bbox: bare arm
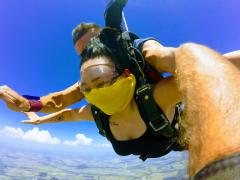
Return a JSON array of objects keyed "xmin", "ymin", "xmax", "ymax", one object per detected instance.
[
  {"xmin": 22, "ymin": 104, "xmax": 94, "ymax": 125},
  {"xmin": 175, "ymin": 43, "xmax": 240, "ymax": 176},
  {"xmin": 142, "ymin": 40, "xmax": 240, "ymax": 74},
  {"xmin": 0, "ymin": 82, "xmax": 84, "ymax": 113},
  {"xmin": 40, "ymin": 82, "xmax": 84, "ymax": 113},
  {"xmin": 142, "ymin": 40, "xmax": 176, "ymax": 74},
  {"xmin": 223, "ymin": 50, "xmax": 240, "ymax": 68},
  {"xmin": 0, "ymin": 85, "xmax": 30, "ymax": 112}
]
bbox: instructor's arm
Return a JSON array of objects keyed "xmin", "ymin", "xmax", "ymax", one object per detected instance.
[
  {"xmin": 40, "ymin": 82, "xmax": 84, "ymax": 113},
  {"xmin": 0, "ymin": 83, "xmax": 84, "ymax": 113}
]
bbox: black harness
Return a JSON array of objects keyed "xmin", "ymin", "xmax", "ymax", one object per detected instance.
[{"xmin": 91, "ymin": 29, "xmax": 182, "ymax": 160}]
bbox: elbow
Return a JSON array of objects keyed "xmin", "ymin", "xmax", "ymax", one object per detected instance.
[
  {"xmin": 59, "ymin": 108, "xmax": 75, "ymax": 122},
  {"xmin": 40, "ymin": 95, "xmax": 66, "ymax": 113}
]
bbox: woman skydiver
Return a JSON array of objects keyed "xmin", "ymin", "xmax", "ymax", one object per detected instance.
[{"xmin": 22, "ymin": 29, "xmax": 188, "ymax": 161}]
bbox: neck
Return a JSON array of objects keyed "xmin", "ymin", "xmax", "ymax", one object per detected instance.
[{"xmin": 112, "ymin": 99, "xmax": 134, "ymax": 118}]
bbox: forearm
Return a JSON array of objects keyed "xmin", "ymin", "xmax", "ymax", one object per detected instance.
[
  {"xmin": 40, "ymin": 92, "xmax": 83, "ymax": 113},
  {"xmin": 22, "ymin": 104, "xmax": 93, "ymax": 125},
  {"xmin": 38, "ymin": 108, "xmax": 79, "ymax": 124},
  {"xmin": 175, "ymin": 43, "xmax": 240, "ymax": 176},
  {"xmin": 39, "ymin": 83, "xmax": 84, "ymax": 113},
  {"xmin": 223, "ymin": 50, "xmax": 240, "ymax": 68}
]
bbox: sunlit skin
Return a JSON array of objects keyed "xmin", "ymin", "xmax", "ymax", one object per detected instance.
[
  {"xmin": 74, "ymin": 31, "xmax": 97, "ymax": 55},
  {"xmin": 20, "ymin": 42, "xmax": 240, "ymax": 178},
  {"xmin": 223, "ymin": 50, "xmax": 240, "ymax": 68},
  {"xmin": 175, "ymin": 43, "xmax": 240, "ymax": 176},
  {"xmin": 1, "ymin": 29, "xmax": 240, "ymax": 177},
  {"xmin": 0, "ymin": 31, "xmax": 96, "ymax": 113}
]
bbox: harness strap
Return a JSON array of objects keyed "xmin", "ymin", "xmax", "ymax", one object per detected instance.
[
  {"xmin": 90, "ymin": 30, "xmax": 181, "ymax": 160},
  {"xmin": 135, "ymin": 84, "xmax": 176, "ymax": 138},
  {"xmin": 91, "ymin": 105, "xmax": 110, "ymax": 140}
]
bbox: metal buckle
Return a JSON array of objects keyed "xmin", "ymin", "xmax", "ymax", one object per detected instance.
[
  {"xmin": 149, "ymin": 114, "xmax": 169, "ymax": 132},
  {"xmin": 136, "ymin": 84, "xmax": 151, "ymax": 95}
]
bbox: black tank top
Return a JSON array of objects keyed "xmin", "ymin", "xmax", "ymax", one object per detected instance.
[{"xmin": 105, "ymin": 120, "xmax": 173, "ymax": 157}]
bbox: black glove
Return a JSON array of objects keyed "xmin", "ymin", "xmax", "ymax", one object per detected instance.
[{"xmin": 104, "ymin": 0, "xmax": 128, "ymax": 31}]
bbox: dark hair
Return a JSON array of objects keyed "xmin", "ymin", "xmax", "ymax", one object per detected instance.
[
  {"xmin": 80, "ymin": 28, "xmax": 123, "ymax": 73},
  {"xmin": 72, "ymin": 23, "xmax": 102, "ymax": 45}
]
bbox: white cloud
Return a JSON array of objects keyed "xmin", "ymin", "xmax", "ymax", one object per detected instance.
[
  {"xmin": 0, "ymin": 126, "xmax": 94, "ymax": 147},
  {"xmin": 1, "ymin": 126, "xmax": 25, "ymax": 139},
  {"xmin": 63, "ymin": 133, "xmax": 93, "ymax": 146},
  {"xmin": 0, "ymin": 126, "xmax": 60, "ymax": 145},
  {"xmin": 98, "ymin": 143, "xmax": 111, "ymax": 147}
]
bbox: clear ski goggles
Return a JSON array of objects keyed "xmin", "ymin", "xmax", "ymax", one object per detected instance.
[{"xmin": 79, "ymin": 64, "xmax": 120, "ymax": 93}]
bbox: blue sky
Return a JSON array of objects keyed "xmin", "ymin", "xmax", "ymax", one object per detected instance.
[{"xmin": 0, "ymin": 0, "xmax": 239, "ymax": 153}]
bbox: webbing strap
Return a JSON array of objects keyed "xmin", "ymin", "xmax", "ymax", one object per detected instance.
[
  {"xmin": 90, "ymin": 105, "xmax": 110, "ymax": 139},
  {"xmin": 135, "ymin": 84, "xmax": 176, "ymax": 138}
]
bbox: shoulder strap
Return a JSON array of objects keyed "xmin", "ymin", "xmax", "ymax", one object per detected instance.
[
  {"xmin": 135, "ymin": 84, "xmax": 177, "ymax": 138},
  {"xmin": 133, "ymin": 38, "xmax": 165, "ymax": 83},
  {"xmin": 90, "ymin": 105, "xmax": 110, "ymax": 140}
]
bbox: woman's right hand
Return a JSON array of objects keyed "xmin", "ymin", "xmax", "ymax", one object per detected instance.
[{"xmin": 0, "ymin": 85, "xmax": 30, "ymax": 112}]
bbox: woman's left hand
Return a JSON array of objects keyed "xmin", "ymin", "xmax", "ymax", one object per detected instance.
[{"xmin": 21, "ymin": 112, "xmax": 42, "ymax": 125}]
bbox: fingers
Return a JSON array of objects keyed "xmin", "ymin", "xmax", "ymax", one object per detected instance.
[
  {"xmin": 0, "ymin": 85, "xmax": 19, "ymax": 104},
  {"xmin": 2, "ymin": 91, "xmax": 17, "ymax": 104},
  {"xmin": 21, "ymin": 119, "xmax": 41, "ymax": 125},
  {"xmin": 0, "ymin": 85, "xmax": 30, "ymax": 112},
  {"xmin": 21, "ymin": 109, "xmax": 41, "ymax": 125}
]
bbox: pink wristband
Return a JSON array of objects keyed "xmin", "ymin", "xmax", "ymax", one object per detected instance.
[{"xmin": 28, "ymin": 100, "xmax": 43, "ymax": 112}]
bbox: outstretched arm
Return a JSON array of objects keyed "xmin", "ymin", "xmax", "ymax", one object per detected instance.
[
  {"xmin": 0, "ymin": 82, "xmax": 84, "ymax": 113},
  {"xmin": 39, "ymin": 82, "xmax": 84, "ymax": 113},
  {"xmin": 22, "ymin": 104, "xmax": 94, "ymax": 125}
]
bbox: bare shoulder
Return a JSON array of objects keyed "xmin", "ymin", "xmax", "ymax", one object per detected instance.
[
  {"xmin": 72, "ymin": 104, "xmax": 94, "ymax": 121},
  {"xmin": 153, "ymin": 76, "xmax": 182, "ymax": 112}
]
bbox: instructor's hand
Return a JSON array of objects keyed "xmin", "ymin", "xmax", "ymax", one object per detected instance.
[
  {"xmin": 118, "ymin": 0, "xmax": 128, "ymax": 6},
  {"xmin": 0, "ymin": 85, "xmax": 30, "ymax": 112},
  {"xmin": 21, "ymin": 112, "xmax": 42, "ymax": 125}
]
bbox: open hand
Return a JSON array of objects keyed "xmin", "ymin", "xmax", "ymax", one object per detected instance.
[
  {"xmin": 21, "ymin": 112, "xmax": 42, "ymax": 125},
  {"xmin": 0, "ymin": 85, "xmax": 30, "ymax": 112}
]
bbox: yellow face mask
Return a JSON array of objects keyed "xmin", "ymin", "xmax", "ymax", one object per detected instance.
[{"xmin": 83, "ymin": 74, "xmax": 136, "ymax": 115}]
